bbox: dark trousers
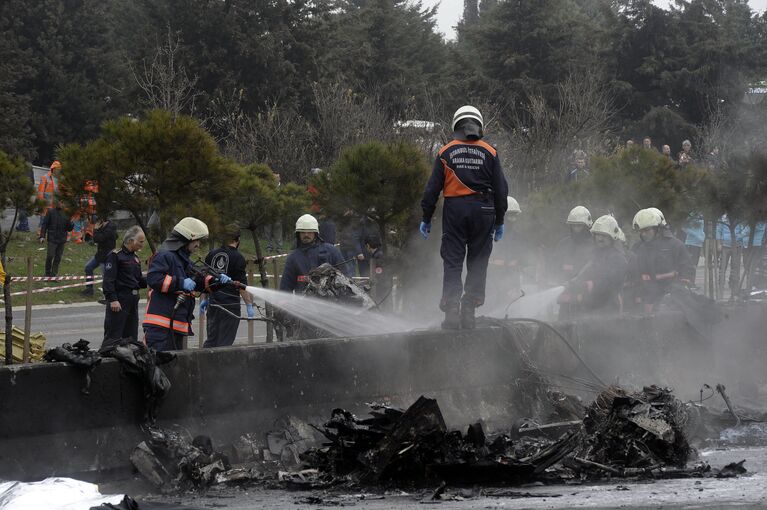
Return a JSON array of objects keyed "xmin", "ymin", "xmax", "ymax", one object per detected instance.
[
  {"xmin": 440, "ymin": 196, "xmax": 495, "ymax": 309},
  {"xmin": 45, "ymin": 241, "xmax": 66, "ymax": 276},
  {"xmin": 204, "ymin": 305, "xmax": 240, "ymax": 348},
  {"xmin": 16, "ymin": 209, "xmax": 29, "ymax": 231},
  {"xmin": 104, "ymin": 292, "xmax": 139, "ymax": 341},
  {"xmin": 144, "ymin": 325, "xmax": 185, "ymax": 352}
]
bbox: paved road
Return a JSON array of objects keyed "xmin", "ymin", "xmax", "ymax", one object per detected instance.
[
  {"xmin": 18, "ymin": 300, "xmax": 271, "ymax": 349},
  {"xmin": 129, "ymin": 446, "xmax": 767, "ymax": 509}
]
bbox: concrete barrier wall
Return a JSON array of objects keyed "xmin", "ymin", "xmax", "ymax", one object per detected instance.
[
  {"xmin": 1, "ymin": 307, "xmax": 745, "ymax": 482},
  {"xmin": 0, "ymin": 328, "xmax": 531, "ymax": 481}
]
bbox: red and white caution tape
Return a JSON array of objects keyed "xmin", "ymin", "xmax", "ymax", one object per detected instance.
[
  {"xmin": 4, "ymin": 279, "xmax": 103, "ymax": 297},
  {"xmin": 10, "ymin": 275, "xmax": 96, "ymax": 282}
]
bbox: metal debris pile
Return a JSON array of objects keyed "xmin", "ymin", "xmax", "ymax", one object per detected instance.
[
  {"xmin": 303, "ymin": 263, "xmax": 375, "ymax": 310},
  {"xmin": 573, "ymin": 385, "xmax": 693, "ymax": 472},
  {"xmin": 42, "ymin": 339, "xmax": 101, "ymax": 393},
  {"xmin": 299, "ymin": 390, "xmax": 746, "ymax": 487}
]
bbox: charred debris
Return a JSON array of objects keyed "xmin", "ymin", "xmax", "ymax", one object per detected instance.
[{"xmin": 131, "ymin": 388, "xmax": 757, "ymax": 494}]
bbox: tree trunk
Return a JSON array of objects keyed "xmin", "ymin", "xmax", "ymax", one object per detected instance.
[
  {"xmin": 728, "ymin": 222, "xmax": 741, "ymax": 300},
  {"xmin": 3, "ymin": 254, "xmax": 12, "ymax": 365},
  {"xmin": 0, "ymin": 208, "xmax": 19, "ymax": 254}
]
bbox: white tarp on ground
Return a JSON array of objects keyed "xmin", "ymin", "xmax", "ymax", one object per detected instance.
[{"xmin": 0, "ymin": 477, "xmax": 124, "ymax": 510}]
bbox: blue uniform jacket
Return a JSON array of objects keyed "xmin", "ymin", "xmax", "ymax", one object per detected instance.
[
  {"xmin": 279, "ymin": 241, "xmax": 348, "ymax": 293},
  {"xmin": 144, "ymin": 248, "xmax": 210, "ymax": 334},
  {"xmin": 421, "ymin": 138, "xmax": 508, "ymax": 226}
]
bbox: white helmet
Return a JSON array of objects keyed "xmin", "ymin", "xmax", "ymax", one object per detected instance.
[
  {"xmin": 173, "ymin": 217, "xmax": 209, "ymax": 241},
  {"xmin": 590, "ymin": 215, "xmax": 621, "ymax": 240},
  {"xmin": 647, "ymin": 207, "xmax": 667, "ymax": 227},
  {"xmin": 451, "ymin": 105, "xmax": 483, "ymax": 131},
  {"xmin": 566, "ymin": 206, "xmax": 593, "ymax": 227},
  {"xmin": 507, "ymin": 196, "xmax": 521, "ymax": 214},
  {"xmin": 633, "ymin": 209, "xmax": 663, "ymax": 230},
  {"xmin": 295, "ymin": 214, "xmax": 319, "ymax": 233}
]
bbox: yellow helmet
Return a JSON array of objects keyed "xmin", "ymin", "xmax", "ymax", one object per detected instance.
[
  {"xmin": 590, "ymin": 215, "xmax": 621, "ymax": 240},
  {"xmin": 566, "ymin": 206, "xmax": 593, "ymax": 227},
  {"xmin": 632, "ymin": 209, "xmax": 662, "ymax": 230}
]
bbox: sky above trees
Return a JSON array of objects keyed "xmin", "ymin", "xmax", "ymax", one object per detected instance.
[{"xmin": 428, "ymin": 0, "xmax": 767, "ymax": 39}]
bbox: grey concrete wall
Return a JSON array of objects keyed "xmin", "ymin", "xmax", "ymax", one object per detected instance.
[{"xmin": 0, "ymin": 328, "xmax": 531, "ymax": 481}]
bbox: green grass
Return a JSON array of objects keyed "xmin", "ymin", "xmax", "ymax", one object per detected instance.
[{"xmin": 3, "ymin": 230, "xmax": 290, "ymax": 306}]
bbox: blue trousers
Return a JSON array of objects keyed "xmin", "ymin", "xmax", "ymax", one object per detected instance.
[
  {"xmin": 440, "ymin": 195, "xmax": 496, "ymax": 309},
  {"xmin": 84, "ymin": 256, "xmax": 103, "ymax": 291}
]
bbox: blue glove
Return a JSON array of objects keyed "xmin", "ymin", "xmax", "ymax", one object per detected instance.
[
  {"xmin": 182, "ymin": 277, "xmax": 196, "ymax": 292},
  {"xmin": 218, "ymin": 273, "xmax": 232, "ymax": 285},
  {"xmin": 419, "ymin": 221, "xmax": 431, "ymax": 240},
  {"xmin": 199, "ymin": 299, "xmax": 208, "ymax": 314},
  {"xmin": 246, "ymin": 303, "xmax": 255, "ymax": 318},
  {"xmin": 494, "ymin": 224, "xmax": 505, "ymax": 242}
]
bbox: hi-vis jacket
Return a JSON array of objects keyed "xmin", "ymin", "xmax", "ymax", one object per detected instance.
[
  {"xmin": 37, "ymin": 170, "xmax": 59, "ymax": 215},
  {"xmin": 421, "ymin": 139, "xmax": 508, "ymax": 226},
  {"xmin": 143, "ymin": 249, "xmax": 211, "ymax": 335}
]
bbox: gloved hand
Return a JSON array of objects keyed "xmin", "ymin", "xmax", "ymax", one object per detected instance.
[
  {"xmin": 217, "ymin": 273, "xmax": 232, "ymax": 285},
  {"xmin": 419, "ymin": 221, "xmax": 431, "ymax": 240},
  {"xmin": 493, "ymin": 224, "xmax": 505, "ymax": 242},
  {"xmin": 182, "ymin": 277, "xmax": 196, "ymax": 292},
  {"xmin": 246, "ymin": 303, "xmax": 255, "ymax": 318},
  {"xmin": 199, "ymin": 299, "xmax": 208, "ymax": 314}
]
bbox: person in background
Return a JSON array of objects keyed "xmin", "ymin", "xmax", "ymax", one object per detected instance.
[
  {"xmin": 642, "ymin": 137, "xmax": 653, "ymax": 150},
  {"xmin": 632, "ymin": 208, "xmax": 693, "ymax": 313},
  {"xmin": 39, "ymin": 204, "xmax": 73, "ymax": 277},
  {"xmin": 565, "ymin": 150, "xmax": 590, "ymax": 182},
  {"xmin": 551, "ymin": 206, "xmax": 594, "ymax": 285},
  {"xmin": 419, "ymin": 105, "xmax": 508, "ymax": 330},
  {"xmin": 662, "ymin": 145, "xmax": 674, "ymax": 162},
  {"xmin": 558, "ymin": 215, "xmax": 627, "ymax": 317},
  {"xmin": 37, "ymin": 161, "xmax": 62, "ymax": 233},
  {"xmin": 102, "ymin": 226, "xmax": 147, "ymax": 342},
  {"xmin": 678, "ymin": 140, "xmax": 694, "ymax": 168},
  {"xmin": 280, "ymin": 214, "xmax": 347, "ymax": 293},
  {"xmin": 199, "ymin": 223, "xmax": 254, "ymax": 348},
  {"xmin": 82, "ymin": 217, "xmax": 118, "ymax": 296}
]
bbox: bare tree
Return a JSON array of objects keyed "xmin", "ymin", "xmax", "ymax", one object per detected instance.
[
  {"xmin": 223, "ymin": 103, "xmax": 318, "ymax": 183},
  {"xmin": 131, "ymin": 26, "xmax": 200, "ymax": 118},
  {"xmin": 505, "ymin": 70, "xmax": 617, "ymax": 193},
  {"xmin": 312, "ymin": 82, "xmax": 394, "ymax": 168}
]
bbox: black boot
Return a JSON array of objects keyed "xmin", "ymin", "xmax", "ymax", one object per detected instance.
[
  {"xmin": 81, "ymin": 287, "xmax": 94, "ymax": 296},
  {"xmin": 460, "ymin": 301, "xmax": 476, "ymax": 330},
  {"xmin": 441, "ymin": 302, "xmax": 460, "ymax": 330}
]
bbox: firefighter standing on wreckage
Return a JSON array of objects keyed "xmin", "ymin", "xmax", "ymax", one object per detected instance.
[
  {"xmin": 631, "ymin": 208, "xmax": 694, "ymax": 313},
  {"xmin": 419, "ymin": 105, "xmax": 508, "ymax": 330},
  {"xmin": 143, "ymin": 217, "xmax": 232, "ymax": 351}
]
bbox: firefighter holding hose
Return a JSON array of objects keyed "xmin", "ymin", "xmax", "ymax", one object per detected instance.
[{"xmin": 143, "ymin": 217, "xmax": 232, "ymax": 351}]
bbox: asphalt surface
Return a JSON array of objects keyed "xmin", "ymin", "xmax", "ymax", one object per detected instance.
[
  {"xmin": 20, "ymin": 300, "xmax": 270, "ymax": 349},
  {"xmin": 129, "ymin": 447, "xmax": 767, "ymax": 509}
]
